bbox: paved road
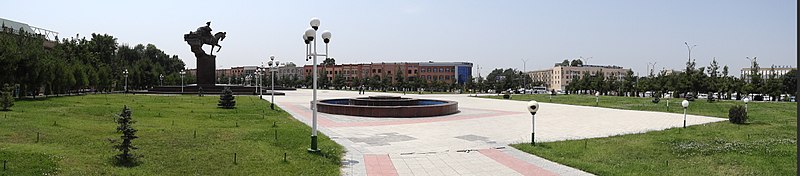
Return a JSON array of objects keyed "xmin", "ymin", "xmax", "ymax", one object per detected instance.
[{"xmin": 267, "ymin": 89, "xmax": 725, "ymax": 176}]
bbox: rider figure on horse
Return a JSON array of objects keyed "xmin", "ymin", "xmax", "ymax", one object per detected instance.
[{"xmin": 196, "ymin": 21, "xmax": 213, "ymax": 42}]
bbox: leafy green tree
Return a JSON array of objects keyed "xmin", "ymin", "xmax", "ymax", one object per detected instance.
[
  {"xmin": 763, "ymin": 66, "xmax": 783, "ymax": 101},
  {"xmin": 621, "ymin": 70, "xmax": 636, "ymax": 96},
  {"xmin": 782, "ymin": 69, "xmax": 797, "ymax": 98},
  {"xmin": 746, "ymin": 57, "xmax": 763, "ymax": 94},
  {"xmin": 332, "ymin": 74, "xmax": 345, "ymax": 90},
  {"xmin": 1, "ymin": 84, "xmax": 14, "ymax": 111},
  {"xmin": 394, "ymin": 68, "xmax": 405, "ymax": 91}
]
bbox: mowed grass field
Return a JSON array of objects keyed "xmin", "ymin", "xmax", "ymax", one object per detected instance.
[
  {"xmin": 485, "ymin": 94, "xmax": 796, "ymax": 175},
  {"xmin": 0, "ymin": 94, "xmax": 343, "ymax": 175}
]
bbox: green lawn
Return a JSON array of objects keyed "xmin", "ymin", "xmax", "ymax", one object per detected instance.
[
  {"xmin": 485, "ymin": 94, "xmax": 797, "ymax": 175},
  {"xmin": 0, "ymin": 94, "xmax": 343, "ymax": 175}
]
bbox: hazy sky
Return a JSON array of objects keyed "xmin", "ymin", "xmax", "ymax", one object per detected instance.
[{"xmin": 2, "ymin": 0, "xmax": 796, "ymax": 77}]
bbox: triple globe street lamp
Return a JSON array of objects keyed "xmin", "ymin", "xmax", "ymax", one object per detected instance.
[
  {"xmin": 268, "ymin": 55, "xmax": 283, "ymax": 110},
  {"xmin": 123, "ymin": 69, "xmax": 129, "ymax": 93},
  {"xmin": 303, "ymin": 17, "xmax": 332, "ymax": 153}
]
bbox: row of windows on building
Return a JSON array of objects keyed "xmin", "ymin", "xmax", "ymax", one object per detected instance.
[{"xmin": 320, "ymin": 75, "xmax": 457, "ymax": 82}]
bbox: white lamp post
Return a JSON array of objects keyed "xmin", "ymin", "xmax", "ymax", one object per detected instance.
[
  {"xmin": 303, "ymin": 17, "xmax": 331, "ymax": 153},
  {"xmin": 681, "ymin": 100, "xmax": 689, "ymax": 128},
  {"xmin": 180, "ymin": 70, "xmax": 186, "ymax": 93},
  {"xmin": 258, "ymin": 64, "xmax": 263, "ymax": 99},
  {"xmin": 123, "ymin": 69, "xmax": 129, "ymax": 93},
  {"xmin": 159, "ymin": 74, "xmax": 164, "ymax": 86},
  {"xmin": 268, "ymin": 55, "xmax": 280, "ymax": 110},
  {"xmin": 527, "ymin": 100, "xmax": 539, "ymax": 146},
  {"xmin": 743, "ymin": 97, "xmax": 750, "ymax": 113}
]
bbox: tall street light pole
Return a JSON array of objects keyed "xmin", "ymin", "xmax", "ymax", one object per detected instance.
[
  {"xmin": 269, "ymin": 55, "xmax": 280, "ymax": 110},
  {"xmin": 304, "ymin": 17, "xmax": 332, "ymax": 153},
  {"xmin": 159, "ymin": 74, "xmax": 164, "ymax": 86},
  {"xmin": 684, "ymin": 42, "xmax": 697, "ymax": 63},
  {"xmin": 259, "ymin": 63, "xmax": 264, "ymax": 99},
  {"xmin": 580, "ymin": 56, "xmax": 593, "ymax": 66},
  {"xmin": 745, "ymin": 57, "xmax": 757, "ymax": 83},
  {"xmin": 521, "ymin": 58, "xmax": 529, "ymax": 90},
  {"xmin": 647, "ymin": 62, "xmax": 657, "ymax": 77}
]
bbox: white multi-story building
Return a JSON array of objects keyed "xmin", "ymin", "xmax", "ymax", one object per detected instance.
[
  {"xmin": 740, "ymin": 65, "xmax": 796, "ymax": 81},
  {"xmin": 528, "ymin": 64, "xmax": 630, "ymax": 91}
]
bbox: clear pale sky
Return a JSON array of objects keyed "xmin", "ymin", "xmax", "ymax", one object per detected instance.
[{"xmin": 2, "ymin": 0, "xmax": 796, "ymax": 77}]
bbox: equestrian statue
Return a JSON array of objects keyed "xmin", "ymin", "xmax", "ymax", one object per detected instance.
[{"xmin": 184, "ymin": 21, "xmax": 226, "ymax": 56}]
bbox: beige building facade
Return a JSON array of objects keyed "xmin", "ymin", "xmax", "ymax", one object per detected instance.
[
  {"xmin": 528, "ymin": 65, "xmax": 631, "ymax": 91},
  {"xmin": 739, "ymin": 65, "xmax": 795, "ymax": 82}
]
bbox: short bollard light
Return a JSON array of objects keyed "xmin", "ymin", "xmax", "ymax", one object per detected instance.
[
  {"xmin": 595, "ymin": 92, "xmax": 600, "ymax": 106},
  {"xmin": 743, "ymin": 97, "xmax": 750, "ymax": 113},
  {"xmin": 681, "ymin": 100, "xmax": 689, "ymax": 128},
  {"xmin": 527, "ymin": 100, "xmax": 540, "ymax": 146}
]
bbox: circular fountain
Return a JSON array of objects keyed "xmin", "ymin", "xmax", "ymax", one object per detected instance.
[{"xmin": 317, "ymin": 95, "xmax": 458, "ymax": 117}]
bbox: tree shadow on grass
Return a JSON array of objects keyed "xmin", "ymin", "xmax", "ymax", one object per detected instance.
[{"xmin": 109, "ymin": 155, "xmax": 143, "ymax": 167}]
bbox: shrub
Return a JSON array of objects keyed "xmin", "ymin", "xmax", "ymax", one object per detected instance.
[
  {"xmin": 651, "ymin": 96, "xmax": 660, "ymax": 103},
  {"xmin": 218, "ymin": 87, "xmax": 236, "ymax": 108},
  {"xmin": 1, "ymin": 84, "xmax": 14, "ymax": 111},
  {"xmin": 728, "ymin": 105, "xmax": 748, "ymax": 124},
  {"xmin": 112, "ymin": 105, "xmax": 139, "ymax": 166}
]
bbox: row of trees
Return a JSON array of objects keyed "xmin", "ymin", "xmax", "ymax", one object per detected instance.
[
  {"xmin": 0, "ymin": 29, "xmax": 186, "ymax": 98},
  {"xmin": 565, "ymin": 58, "xmax": 796, "ymax": 101},
  {"xmin": 251, "ymin": 66, "xmax": 534, "ymax": 94}
]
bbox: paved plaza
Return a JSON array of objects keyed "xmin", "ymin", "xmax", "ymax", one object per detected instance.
[{"xmin": 267, "ymin": 89, "xmax": 725, "ymax": 176}]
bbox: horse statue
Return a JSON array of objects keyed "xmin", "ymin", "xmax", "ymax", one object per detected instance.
[{"xmin": 206, "ymin": 32, "xmax": 226, "ymax": 55}]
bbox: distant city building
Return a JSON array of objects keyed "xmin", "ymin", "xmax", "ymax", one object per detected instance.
[
  {"xmin": 271, "ymin": 64, "xmax": 303, "ymax": 79},
  {"xmin": 740, "ymin": 65, "xmax": 796, "ymax": 81},
  {"xmin": 191, "ymin": 61, "xmax": 473, "ymax": 85},
  {"xmin": 528, "ymin": 64, "xmax": 630, "ymax": 91},
  {"xmin": 190, "ymin": 63, "xmax": 305, "ymax": 84},
  {"xmin": 302, "ymin": 61, "xmax": 473, "ymax": 85}
]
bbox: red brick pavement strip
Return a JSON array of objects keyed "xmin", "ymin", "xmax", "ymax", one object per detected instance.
[
  {"xmin": 364, "ymin": 154, "xmax": 398, "ymax": 176},
  {"xmin": 283, "ymin": 103, "xmax": 526, "ymax": 128},
  {"xmin": 478, "ymin": 149, "xmax": 558, "ymax": 176}
]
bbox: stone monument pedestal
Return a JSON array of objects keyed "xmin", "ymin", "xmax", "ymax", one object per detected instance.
[{"xmin": 193, "ymin": 47, "xmax": 216, "ymax": 87}]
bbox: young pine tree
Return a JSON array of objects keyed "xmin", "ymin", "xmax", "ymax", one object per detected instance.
[
  {"xmin": 112, "ymin": 105, "xmax": 139, "ymax": 166},
  {"xmin": 218, "ymin": 87, "xmax": 236, "ymax": 108}
]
